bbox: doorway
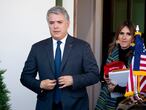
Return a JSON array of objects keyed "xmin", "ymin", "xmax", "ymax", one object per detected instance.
[{"xmin": 102, "ymin": 0, "xmax": 146, "ymax": 70}]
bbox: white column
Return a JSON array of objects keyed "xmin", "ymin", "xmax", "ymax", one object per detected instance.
[{"xmin": 62, "ymin": 0, "xmax": 74, "ymax": 35}]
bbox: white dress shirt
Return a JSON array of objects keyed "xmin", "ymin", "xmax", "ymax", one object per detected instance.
[{"xmin": 52, "ymin": 35, "xmax": 67, "ymax": 60}]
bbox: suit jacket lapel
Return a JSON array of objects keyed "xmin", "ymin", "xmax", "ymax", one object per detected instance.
[
  {"xmin": 45, "ymin": 38, "xmax": 55, "ymax": 73},
  {"xmin": 61, "ymin": 35, "xmax": 73, "ymax": 71}
]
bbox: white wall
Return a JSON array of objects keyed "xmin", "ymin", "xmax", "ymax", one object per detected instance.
[
  {"xmin": 63, "ymin": 0, "xmax": 74, "ymax": 35},
  {"xmin": 0, "ymin": 0, "xmax": 56, "ymax": 110}
]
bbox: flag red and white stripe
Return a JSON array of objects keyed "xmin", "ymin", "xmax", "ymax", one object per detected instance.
[
  {"xmin": 125, "ymin": 57, "xmax": 137, "ymax": 97},
  {"xmin": 125, "ymin": 32, "xmax": 146, "ymax": 97},
  {"xmin": 139, "ymin": 54, "xmax": 146, "ymax": 93}
]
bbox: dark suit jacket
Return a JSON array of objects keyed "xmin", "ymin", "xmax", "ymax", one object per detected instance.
[{"xmin": 20, "ymin": 35, "xmax": 100, "ymax": 110}]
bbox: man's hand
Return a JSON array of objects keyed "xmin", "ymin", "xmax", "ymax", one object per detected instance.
[
  {"xmin": 58, "ymin": 75, "xmax": 73, "ymax": 88},
  {"xmin": 40, "ymin": 79, "xmax": 56, "ymax": 90}
]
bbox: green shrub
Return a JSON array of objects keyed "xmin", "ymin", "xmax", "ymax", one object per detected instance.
[{"xmin": 0, "ymin": 70, "xmax": 10, "ymax": 110}]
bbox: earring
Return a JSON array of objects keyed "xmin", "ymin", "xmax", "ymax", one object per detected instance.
[{"xmin": 130, "ymin": 42, "xmax": 135, "ymax": 47}]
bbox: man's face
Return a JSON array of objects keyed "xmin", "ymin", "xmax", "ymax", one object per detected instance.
[{"xmin": 48, "ymin": 13, "xmax": 70, "ymax": 40}]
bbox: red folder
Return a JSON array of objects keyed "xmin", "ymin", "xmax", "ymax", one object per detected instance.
[{"xmin": 104, "ymin": 61, "xmax": 126, "ymax": 77}]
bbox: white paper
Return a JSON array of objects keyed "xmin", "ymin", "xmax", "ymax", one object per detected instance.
[{"xmin": 109, "ymin": 69, "xmax": 129, "ymax": 98}]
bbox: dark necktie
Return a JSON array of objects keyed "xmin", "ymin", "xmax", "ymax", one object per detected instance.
[{"xmin": 54, "ymin": 41, "xmax": 62, "ymax": 104}]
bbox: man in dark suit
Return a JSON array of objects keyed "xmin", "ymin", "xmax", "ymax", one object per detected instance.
[{"xmin": 20, "ymin": 6, "xmax": 100, "ymax": 110}]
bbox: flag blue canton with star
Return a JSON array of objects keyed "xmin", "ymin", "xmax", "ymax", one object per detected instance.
[{"xmin": 133, "ymin": 34, "xmax": 146, "ymax": 71}]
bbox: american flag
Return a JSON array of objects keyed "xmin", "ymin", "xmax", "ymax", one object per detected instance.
[{"xmin": 125, "ymin": 31, "xmax": 146, "ymax": 97}]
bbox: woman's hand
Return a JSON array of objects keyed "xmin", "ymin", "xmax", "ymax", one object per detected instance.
[
  {"xmin": 108, "ymin": 82, "xmax": 116, "ymax": 92},
  {"xmin": 104, "ymin": 75, "xmax": 111, "ymax": 84},
  {"xmin": 104, "ymin": 75, "xmax": 116, "ymax": 92}
]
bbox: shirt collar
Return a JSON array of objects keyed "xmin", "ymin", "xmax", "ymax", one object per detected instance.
[{"xmin": 52, "ymin": 34, "xmax": 68, "ymax": 45}]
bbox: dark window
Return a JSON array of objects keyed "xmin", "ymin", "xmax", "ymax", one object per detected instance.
[{"xmin": 101, "ymin": 0, "xmax": 146, "ymax": 74}]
